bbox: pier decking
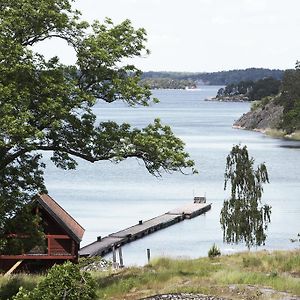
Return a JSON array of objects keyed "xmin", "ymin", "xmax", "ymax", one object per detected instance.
[{"xmin": 79, "ymin": 201, "xmax": 211, "ymax": 257}]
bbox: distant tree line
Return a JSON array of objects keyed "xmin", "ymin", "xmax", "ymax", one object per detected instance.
[
  {"xmin": 141, "ymin": 68, "xmax": 284, "ymax": 87},
  {"xmin": 216, "ymin": 77, "xmax": 281, "ymax": 101}
]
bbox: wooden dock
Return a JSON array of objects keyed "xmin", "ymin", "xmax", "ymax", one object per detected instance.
[{"xmin": 79, "ymin": 201, "xmax": 211, "ymax": 257}]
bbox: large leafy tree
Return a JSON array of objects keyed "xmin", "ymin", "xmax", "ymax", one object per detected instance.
[
  {"xmin": 0, "ymin": 0, "xmax": 195, "ymax": 253},
  {"xmin": 220, "ymin": 145, "xmax": 271, "ymax": 249}
]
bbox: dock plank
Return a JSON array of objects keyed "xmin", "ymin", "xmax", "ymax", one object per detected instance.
[
  {"xmin": 167, "ymin": 203, "xmax": 211, "ymax": 218},
  {"xmin": 79, "ymin": 236, "xmax": 125, "ymax": 257},
  {"xmin": 110, "ymin": 214, "xmax": 182, "ymax": 238}
]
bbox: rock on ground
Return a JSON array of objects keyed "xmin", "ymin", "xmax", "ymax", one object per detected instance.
[
  {"xmin": 80, "ymin": 258, "xmax": 111, "ymax": 272},
  {"xmin": 140, "ymin": 294, "xmax": 227, "ymax": 300}
]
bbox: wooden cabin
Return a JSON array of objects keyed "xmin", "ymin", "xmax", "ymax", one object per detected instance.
[{"xmin": 0, "ymin": 194, "xmax": 85, "ymax": 273}]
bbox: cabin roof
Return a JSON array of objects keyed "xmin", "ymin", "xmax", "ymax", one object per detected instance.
[{"xmin": 36, "ymin": 194, "xmax": 85, "ymax": 243}]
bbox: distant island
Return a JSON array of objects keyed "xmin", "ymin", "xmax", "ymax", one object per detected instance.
[
  {"xmin": 210, "ymin": 77, "xmax": 281, "ymax": 102},
  {"xmin": 140, "ymin": 77, "xmax": 197, "ymax": 89},
  {"xmin": 140, "ymin": 68, "xmax": 284, "ymax": 89}
]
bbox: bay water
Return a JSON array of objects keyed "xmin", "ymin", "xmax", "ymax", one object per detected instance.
[{"xmin": 44, "ymin": 87, "xmax": 300, "ymax": 265}]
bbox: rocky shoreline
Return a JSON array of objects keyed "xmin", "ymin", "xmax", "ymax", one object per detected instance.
[
  {"xmin": 232, "ymin": 101, "xmax": 300, "ymax": 140},
  {"xmin": 233, "ymin": 101, "xmax": 283, "ymax": 131},
  {"xmin": 205, "ymin": 96, "xmax": 249, "ymax": 102}
]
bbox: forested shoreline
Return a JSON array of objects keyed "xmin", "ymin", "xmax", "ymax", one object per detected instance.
[
  {"xmin": 140, "ymin": 68, "xmax": 284, "ymax": 89},
  {"xmin": 233, "ymin": 63, "xmax": 300, "ymax": 138}
]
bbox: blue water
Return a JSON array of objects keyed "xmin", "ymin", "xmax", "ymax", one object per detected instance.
[{"xmin": 43, "ymin": 87, "xmax": 300, "ymax": 265}]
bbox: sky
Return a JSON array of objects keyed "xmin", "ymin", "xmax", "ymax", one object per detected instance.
[{"xmin": 36, "ymin": 0, "xmax": 300, "ymax": 72}]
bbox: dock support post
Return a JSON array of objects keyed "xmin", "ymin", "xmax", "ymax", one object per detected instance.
[
  {"xmin": 147, "ymin": 248, "xmax": 151, "ymax": 264},
  {"xmin": 112, "ymin": 245, "xmax": 118, "ymax": 268},
  {"xmin": 118, "ymin": 247, "xmax": 124, "ymax": 268}
]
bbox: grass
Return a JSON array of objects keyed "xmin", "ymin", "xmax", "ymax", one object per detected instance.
[
  {"xmin": 92, "ymin": 250, "xmax": 300, "ymax": 299},
  {"xmin": 260, "ymin": 128, "xmax": 300, "ymax": 141},
  {"xmin": 265, "ymin": 128, "xmax": 286, "ymax": 138},
  {"xmin": 1, "ymin": 250, "xmax": 299, "ymax": 299},
  {"xmin": 0, "ymin": 274, "xmax": 41, "ymax": 300}
]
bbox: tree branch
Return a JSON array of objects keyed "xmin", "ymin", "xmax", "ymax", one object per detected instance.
[
  {"xmin": 36, "ymin": 145, "xmax": 99, "ymax": 163},
  {"xmin": 22, "ymin": 33, "xmax": 76, "ymax": 47},
  {"xmin": 0, "ymin": 149, "xmax": 28, "ymax": 171}
]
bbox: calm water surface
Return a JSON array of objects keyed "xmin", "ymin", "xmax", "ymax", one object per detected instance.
[{"xmin": 44, "ymin": 87, "xmax": 300, "ymax": 265}]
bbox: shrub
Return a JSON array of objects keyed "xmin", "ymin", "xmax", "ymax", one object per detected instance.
[
  {"xmin": 208, "ymin": 244, "xmax": 221, "ymax": 258},
  {"xmin": 13, "ymin": 262, "xmax": 96, "ymax": 300}
]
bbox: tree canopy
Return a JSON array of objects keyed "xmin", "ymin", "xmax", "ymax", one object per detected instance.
[
  {"xmin": 0, "ymin": 0, "xmax": 195, "ymax": 253},
  {"xmin": 277, "ymin": 62, "xmax": 300, "ymax": 133},
  {"xmin": 220, "ymin": 145, "xmax": 271, "ymax": 249},
  {"xmin": 216, "ymin": 77, "xmax": 281, "ymax": 101}
]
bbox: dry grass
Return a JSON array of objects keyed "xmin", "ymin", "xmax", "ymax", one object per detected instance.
[
  {"xmin": 285, "ymin": 130, "xmax": 300, "ymax": 140},
  {"xmin": 1, "ymin": 250, "xmax": 299, "ymax": 299},
  {"xmin": 93, "ymin": 250, "xmax": 300, "ymax": 299},
  {"xmin": 265, "ymin": 128, "xmax": 300, "ymax": 141}
]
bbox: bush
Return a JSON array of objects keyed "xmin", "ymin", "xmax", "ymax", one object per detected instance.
[
  {"xmin": 208, "ymin": 244, "xmax": 221, "ymax": 258},
  {"xmin": 13, "ymin": 262, "xmax": 96, "ymax": 300}
]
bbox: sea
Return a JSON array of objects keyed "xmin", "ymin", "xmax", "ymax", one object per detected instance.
[{"xmin": 43, "ymin": 86, "xmax": 300, "ymax": 265}]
